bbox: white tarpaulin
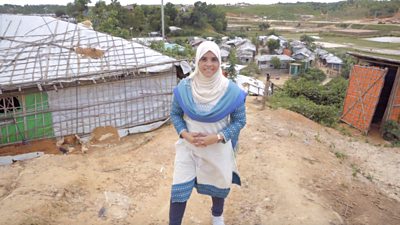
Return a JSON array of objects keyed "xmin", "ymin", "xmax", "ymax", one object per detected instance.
[
  {"xmin": 235, "ymin": 75, "xmax": 265, "ymax": 96},
  {"xmin": 0, "ymin": 14, "xmax": 177, "ymax": 86}
]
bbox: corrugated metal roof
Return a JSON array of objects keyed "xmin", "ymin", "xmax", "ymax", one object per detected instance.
[
  {"xmin": 347, "ymin": 51, "xmax": 400, "ymax": 66},
  {"xmin": 237, "ymin": 41, "xmax": 256, "ymax": 52},
  {"xmin": 256, "ymin": 54, "xmax": 295, "ymax": 62},
  {"xmin": 220, "ymin": 49, "xmax": 230, "ymax": 57},
  {"xmin": 326, "ymin": 55, "xmax": 343, "ymax": 64}
]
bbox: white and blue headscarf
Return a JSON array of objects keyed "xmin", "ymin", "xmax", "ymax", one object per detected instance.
[
  {"xmin": 189, "ymin": 41, "xmax": 229, "ymax": 104},
  {"xmin": 173, "ymin": 41, "xmax": 246, "ymax": 123}
]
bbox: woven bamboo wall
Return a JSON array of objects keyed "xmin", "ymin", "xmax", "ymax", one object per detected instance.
[{"xmin": 341, "ymin": 65, "xmax": 387, "ymax": 133}]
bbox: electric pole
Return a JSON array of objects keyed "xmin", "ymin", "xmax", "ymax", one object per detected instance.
[{"xmin": 161, "ymin": 0, "xmax": 165, "ymax": 39}]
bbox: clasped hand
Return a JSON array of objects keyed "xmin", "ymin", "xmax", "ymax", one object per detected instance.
[{"xmin": 181, "ymin": 131, "xmax": 218, "ymax": 147}]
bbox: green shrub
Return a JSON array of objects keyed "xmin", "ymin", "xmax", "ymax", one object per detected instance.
[
  {"xmin": 270, "ymin": 71, "xmax": 348, "ymax": 127},
  {"xmin": 283, "ymin": 78, "xmax": 324, "ymax": 104},
  {"xmin": 282, "ymin": 76, "xmax": 347, "ymax": 107},
  {"xmin": 149, "ymin": 41, "xmax": 194, "ymax": 59},
  {"xmin": 340, "ymin": 54, "xmax": 356, "ymax": 79},
  {"xmin": 382, "ymin": 120, "xmax": 400, "ymax": 145},
  {"xmin": 240, "ymin": 62, "xmax": 260, "ymax": 76},
  {"xmin": 321, "ymin": 77, "xmax": 348, "ymax": 106},
  {"xmin": 299, "ymin": 68, "xmax": 326, "ymax": 82},
  {"xmin": 270, "ymin": 95, "xmax": 340, "ymax": 127}
]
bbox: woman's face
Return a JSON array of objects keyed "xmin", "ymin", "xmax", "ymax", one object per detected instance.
[{"xmin": 198, "ymin": 51, "xmax": 220, "ymax": 78}]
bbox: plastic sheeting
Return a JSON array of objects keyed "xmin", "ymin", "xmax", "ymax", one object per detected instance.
[{"xmin": 48, "ymin": 74, "xmax": 176, "ymax": 137}]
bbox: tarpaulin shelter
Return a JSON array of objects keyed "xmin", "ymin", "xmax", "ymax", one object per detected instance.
[
  {"xmin": 0, "ymin": 14, "xmax": 182, "ymax": 146},
  {"xmin": 341, "ymin": 52, "xmax": 400, "ymax": 134}
]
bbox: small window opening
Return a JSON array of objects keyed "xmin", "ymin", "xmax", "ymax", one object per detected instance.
[{"xmin": 0, "ymin": 96, "xmax": 21, "ymax": 114}]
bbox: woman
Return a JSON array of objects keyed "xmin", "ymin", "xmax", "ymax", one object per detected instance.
[{"xmin": 169, "ymin": 41, "xmax": 246, "ymax": 225}]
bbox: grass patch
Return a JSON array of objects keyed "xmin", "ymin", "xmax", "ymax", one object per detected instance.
[
  {"xmin": 314, "ymin": 132, "xmax": 322, "ymax": 143},
  {"xmin": 382, "ymin": 120, "xmax": 400, "ymax": 146},
  {"xmin": 330, "ymin": 47, "xmax": 400, "ymax": 61},
  {"xmin": 338, "ymin": 126, "xmax": 352, "ymax": 137},
  {"xmin": 351, "ymin": 163, "xmax": 361, "ymax": 177},
  {"xmin": 319, "ymin": 35, "xmax": 400, "ymax": 50},
  {"xmin": 220, "ymin": 4, "xmax": 315, "ymax": 20},
  {"xmin": 355, "ymin": 24, "xmax": 400, "ymax": 32},
  {"xmin": 365, "ymin": 173, "xmax": 374, "ymax": 181},
  {"xmin": 219, "ymin": 2, "xmax": 375, "ymax": 21},
  {"xmin": 335, "ymin": 151, "xmax": 347, "ymax": 161}
]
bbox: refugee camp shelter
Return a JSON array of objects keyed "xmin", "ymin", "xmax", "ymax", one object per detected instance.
[
  {"xmin": 341, "ymin": 52, "xmax": 400, "ymax": 134},
  {"xmin": 0, "ymin": 14, "xmax": 181, "ymax": 146},
  {"xmin": 256, "ymin": 55, "xmax": 294, "ymax": 70},
  {"xmin": 289, "ymin": 63, "xmax": 302, "ymax": 76}
]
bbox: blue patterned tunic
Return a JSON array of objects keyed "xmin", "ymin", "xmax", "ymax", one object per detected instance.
[{"xmin": 170, "ymin": 78, "xmax": 246, "ymax": 203}]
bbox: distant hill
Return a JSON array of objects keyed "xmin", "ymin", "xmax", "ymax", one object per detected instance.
[
  {"xmin": 217, "ymin": 1, "xmax": 400, "ymax": 21},
  {"xmin": 1, "ymin": 1, "xmax": 399, "ymax": 22},
  {"xmin": 0, "ymin": 4, "xmax": 67, "ymax": 15}
]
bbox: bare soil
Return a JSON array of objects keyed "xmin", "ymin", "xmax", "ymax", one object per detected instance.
[{"xmin": 0, "ymin": 97, "xmax": 399, "ymax": 225}]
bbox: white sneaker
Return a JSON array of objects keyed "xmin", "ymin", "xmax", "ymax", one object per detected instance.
[{"xmin": 212, "ymin": 215, "xmax": 225, "ymax": 225}]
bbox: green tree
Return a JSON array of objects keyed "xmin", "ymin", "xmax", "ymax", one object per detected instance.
[
  {"xmin": 227, "ymin": 48, "xmax": 238, "ymax": 81},
  {"xmin": 300, "ymin": 34, "xmax": 315, "ymax": 47},
  {"xmin": 340, "ymin": 54, "xmax": 355, "ymax": 79},
  {"xmin": 271, "ymin": 56, "xmax": 281, "ymax": 69},
  {"xmin": 258, "ymin": 22, "xmax": 270, "ymax": 31},
  {"xmin": 89, "ymin": 0, "xmax": 130, "ymax": 38},
  {"xmin": 67, "ymin": 0, "xmax": 91, "ymax": 21},
  {"xmin": 148, "ymin": 9, "xmax": 162, "ymax": 32},
  {"xmin": 207, "ymin": 5, "xmax": 227, "ymax": 32},
  {"xmin": 267, "ymin": 39, "xmax": 280, "ymax": 54},
  {"xmin": 55, "ymin": 9, "xmax": 66, "ymax": 17},
  {"xmin": 130, "ymin": 6, "xmax": 146, "ymax": 35},
  {"xmin": 175, "ymin": 10, "xmax": 191, "ymax": 27},
  {"xmin": 165, "ymin": 3, "xmax": 178, "ymax": 23},
  {"xmin": 190, "ymin": 1, "xmax": 208, "ymax": 29},
  {"xmin": 252, "ymin": 35, "xmax": 260, "ymax": 54},
  {"xmin": 188, "ymin": 1, "xmax": 227, "ymax": 32}
]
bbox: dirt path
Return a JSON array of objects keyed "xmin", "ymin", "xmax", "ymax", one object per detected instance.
[{"xmin": 0, "ymin": 97, "xmax": 399, "ymax": 225}]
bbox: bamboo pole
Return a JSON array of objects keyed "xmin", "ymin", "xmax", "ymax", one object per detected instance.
[{"xmin": 261, "ymin": 73, "xmax": 271, "ymax": 110}]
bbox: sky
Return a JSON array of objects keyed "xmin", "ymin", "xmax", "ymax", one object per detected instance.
[{"xmin": 0, "ymin": 0, "xmax": 341, "ymax": 6}]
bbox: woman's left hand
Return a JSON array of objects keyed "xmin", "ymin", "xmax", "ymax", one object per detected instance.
[{"xmin": 196, "ymin": 133, "xmax": 219, "ymax": 147}]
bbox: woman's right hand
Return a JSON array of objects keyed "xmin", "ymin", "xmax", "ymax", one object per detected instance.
[{"xmin": 181, "ymin": 131, "xmax": 206, "ymax": 147}]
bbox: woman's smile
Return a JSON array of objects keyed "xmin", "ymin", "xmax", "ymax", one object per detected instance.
[{"xmin": 198, "ymin": 51, "xmax": 220, "ymax": 78}]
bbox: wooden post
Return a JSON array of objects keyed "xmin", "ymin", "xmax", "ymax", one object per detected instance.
[{"xmin": 261, "ymin": 73, "xmax": 271, "ymax": 110}]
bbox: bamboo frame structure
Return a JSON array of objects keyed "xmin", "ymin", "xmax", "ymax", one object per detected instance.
[{"xmin": 0, "ymin": 15, "xmax": 180, "ymax": 146}]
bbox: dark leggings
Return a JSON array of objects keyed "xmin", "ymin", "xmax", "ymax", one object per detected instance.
[{"xmin": 169, "ymin": 197, "xmax": 225, "ymax": 225}]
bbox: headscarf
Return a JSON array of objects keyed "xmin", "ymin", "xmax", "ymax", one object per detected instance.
[
  {"xmin": 188, "ymin": 41, "xmax": 229, "ymax": 104},
  {"xmin": 172, "ymin": 41, "xmax": 246, "ymax": 124}
]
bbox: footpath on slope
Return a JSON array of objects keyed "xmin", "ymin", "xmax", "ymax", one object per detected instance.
[{"xmin": 0, "ymin": 97, "xmax": 399, "ymax": 225}]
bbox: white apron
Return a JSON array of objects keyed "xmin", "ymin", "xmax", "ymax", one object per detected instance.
[{"xmin": 171, "ymin": 114, "xmax": 239, "ymax": 202}]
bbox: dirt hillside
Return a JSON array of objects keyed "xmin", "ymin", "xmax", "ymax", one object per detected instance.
[{"xmin": 0, "ymin": 97, "xmax": 399, "ymax": 225}]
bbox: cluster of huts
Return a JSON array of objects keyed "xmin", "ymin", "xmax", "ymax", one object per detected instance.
[{"xmin": 186, "ymin": 35, "xmax": 344, "ymax": 77}]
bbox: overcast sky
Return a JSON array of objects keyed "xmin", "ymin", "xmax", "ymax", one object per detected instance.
[{"xmin": 1, "ymin": 0, "xmax": 342, "ymax": 6}]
